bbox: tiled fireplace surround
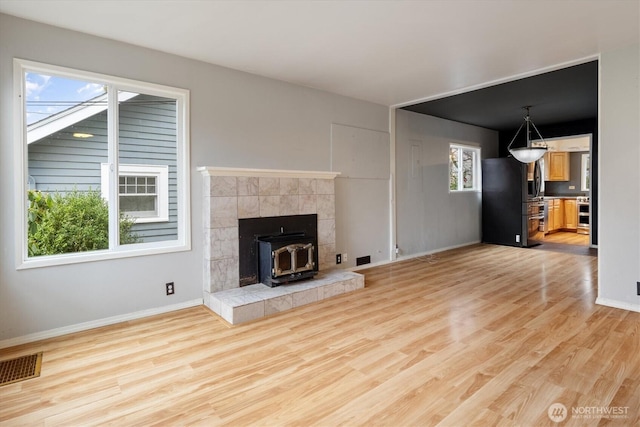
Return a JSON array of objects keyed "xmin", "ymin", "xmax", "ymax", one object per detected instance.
[{"xmin": 199, "ymin": 167, "xmax": 364, "ymax": 324}]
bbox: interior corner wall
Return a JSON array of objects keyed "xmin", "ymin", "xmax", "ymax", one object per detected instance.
[
  {"xmin": 598, "ymin": 44, "xmax": 640, "ymax": 311},
  {"xmin": 0, "ymin": 13, "xmax": 389, "ymax": 343},
  {"xmin": 395, "ymin": 109, "xmax": 499, "ymax": 257}
]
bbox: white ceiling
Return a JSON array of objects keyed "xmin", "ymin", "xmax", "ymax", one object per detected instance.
[{"xmin": 0, "ymin": 0, "xmax": 638, "ymax": 107}]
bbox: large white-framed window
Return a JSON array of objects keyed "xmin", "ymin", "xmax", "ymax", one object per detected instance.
[
  {"xmin": 449, "ymin": 143, "xmax": 481, "ymax": 192},
  {"xmin": 15, "ymin": 59, "xmax": 190, "ymax": 269}
]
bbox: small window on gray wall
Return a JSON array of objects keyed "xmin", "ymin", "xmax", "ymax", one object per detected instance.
[{"xmin": 449, "ymin": 144, "xmax": 481, "ymax": 192}]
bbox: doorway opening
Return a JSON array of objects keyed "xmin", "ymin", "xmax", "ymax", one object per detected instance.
[{"xmin": 532, "ymin": 134, "xmax": 595, "ymax": 255}]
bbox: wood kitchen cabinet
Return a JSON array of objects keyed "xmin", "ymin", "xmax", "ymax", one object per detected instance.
[
  {"xmin": 564, "ymin": 199, "xmax": 577, "ymax": 230},
  {"xmin": 547, "ymin": 199, "xmax": 562, "ymax": 233},
  {"xmin": 547, "ymin": 198, "xmax": 578, "ymax": 233},
  {"xmin": 544, "ymin": 152, "xmax": 570, "ymax": 181},
  {"xmin": 554, "ymin": 199, "xmax": 563, "ymax": 230}
]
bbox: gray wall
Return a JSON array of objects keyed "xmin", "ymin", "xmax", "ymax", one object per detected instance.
[
  {"xmin": 0, "ymin": 14, "xmax": 389, "ymax": 342},
  {"xmin": 598, "ymin": 44, "xmax": 640, "ymax": 311},
  {"xmin": 395, "ymin": 109, "xmax": 499, "ymax": 257},
  {"xmin": 331, "ymin": 124, "xmax": 390, "ymax": 268}
]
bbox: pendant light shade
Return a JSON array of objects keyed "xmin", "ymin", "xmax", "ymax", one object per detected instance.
[
  {"xmin": 507, "ymin": 106, "xmax": 547, "ymax": 163},
  {"xmin": 509, "ymin": 146, "xmax": 547, "ymax": 163}
]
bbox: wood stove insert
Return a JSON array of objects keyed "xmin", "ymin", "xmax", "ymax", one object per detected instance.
[
  {"xmin": 257, "ymin": 232, "xmax": 317, "ymax": 287},
  {"xmin": 238, "ymin": 214, "xmax": 319, "ymax": 287}
]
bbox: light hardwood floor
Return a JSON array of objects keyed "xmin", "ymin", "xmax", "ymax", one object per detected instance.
[
  {"xmin": 543, "ymin": 231, "xmax": 590, "ymax": 246},
  {"xmin": 1, "ymin": 244, "xmax": 638, "ymax": 426}
]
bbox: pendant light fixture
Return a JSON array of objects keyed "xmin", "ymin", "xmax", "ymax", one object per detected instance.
[{"xmin": 507, "ymin": 106, "xmax": 547, "ymax": 163}]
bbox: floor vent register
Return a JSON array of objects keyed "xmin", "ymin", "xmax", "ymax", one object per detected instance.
[{"xmin": 0, "ymin": 352, "xmax": 43, "ymax": 386}]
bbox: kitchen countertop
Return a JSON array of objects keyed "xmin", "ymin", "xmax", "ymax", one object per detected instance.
[{"xmin": 543, "ymin": 196, "xmax": 586, "ymax": 199}]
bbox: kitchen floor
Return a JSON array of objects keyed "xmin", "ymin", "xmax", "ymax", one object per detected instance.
[
  {"xmin": 534, "ymin": 231, "xmax": 596, "ymax": 257},
  {"xmin": 543, "ymin": 231, "xmax": 589, "ymax": 246}
]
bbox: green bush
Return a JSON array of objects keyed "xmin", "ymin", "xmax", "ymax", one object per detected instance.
[{"xmin": 27, "ymin": 189, "xmax": 139, "ymax": 256}]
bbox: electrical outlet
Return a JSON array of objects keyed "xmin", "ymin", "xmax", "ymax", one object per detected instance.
[
  {"xmin": 515, "ymin": 234, "xmax": 520, "ymax": 243},
  {"xmin": 166, "ymin": 282, "xmax": 175, "ymax": 295},
  {"xmin": 336, "ymin": 254, "xmax": 342, "ymax": 264},
  {"xmin": 637, "ymin": 281, "xmax": 640, "ymax": 296}
]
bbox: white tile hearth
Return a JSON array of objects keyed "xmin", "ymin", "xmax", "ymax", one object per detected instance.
[{"xmin": 207, "ymin": 270, "xmax": 364, "ymax": 324}]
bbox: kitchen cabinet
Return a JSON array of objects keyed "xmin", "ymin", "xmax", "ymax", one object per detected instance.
[
  {"xmin": 544, "ymin": 152, "xmax": 570, "ymax": 181},
  {"xmin": 554, "ymin": 199, "xmax": 563, "ymax": 230},
  {"xmin": 564, "ymin": 199, "xmax": 577, "ymax": 230},
  {"xmin": 548, "ymin": 202, "xmax": 556, "ymax": 231},
  {"xmin": 547, "ymin": 199, "xmax": 562, "ymax": 233},
  {"xmin": 546, "ymin": 198, "xmax": 579, "ymax": 233}
]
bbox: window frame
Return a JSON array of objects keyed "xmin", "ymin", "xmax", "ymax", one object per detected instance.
[
  {"xmin": 449, "ymin": 143, "xmax": 482, "ymax": 192},
  {"xmin": 101, "ymin": 163, "xmax": 169, "ymax": 223},
  {"xmin": 14, "ymin": 59, "xmax": 191, "ymax": 269},
  {"xmin": 581, "ymin": 153, "xmax": 590, "ymax": 192}
]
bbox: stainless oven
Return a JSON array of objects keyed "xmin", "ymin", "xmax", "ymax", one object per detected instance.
[
  {"xmin": 577, "ymin": 196, "xmax": 590, "ymax": 234},
  {"xmin": 539, "ymin": 199, "xmax": 549, "ymax": 234},
  {"xmin": 527, "ymin": 197, "xmax": 544, "ymax": 246}
]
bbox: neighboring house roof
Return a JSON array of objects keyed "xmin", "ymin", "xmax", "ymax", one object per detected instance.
[{"xmin": 27, "ymin": 91, "xmax": 138, "ymax": 144}]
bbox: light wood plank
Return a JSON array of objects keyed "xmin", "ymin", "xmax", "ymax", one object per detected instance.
[{"xmin": 0, "ymin": 243, "xmax": 637, "ymax": 426}]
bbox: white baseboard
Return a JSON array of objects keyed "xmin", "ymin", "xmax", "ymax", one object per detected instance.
[
  {"xmin": 0, "ymin": 298, "xmax": 203, "ymax": 350},
  {"xmin": 595, "ymin": 297, "xmax": 640, "ymax": 313},
  {"xmin": 350, "ymin": 241, "xmax": 481, "ymax": 272}
]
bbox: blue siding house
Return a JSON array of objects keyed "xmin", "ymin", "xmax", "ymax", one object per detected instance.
[{"xmin": 27, "ymin": 93, "xmax": 178, "ymax": 243}]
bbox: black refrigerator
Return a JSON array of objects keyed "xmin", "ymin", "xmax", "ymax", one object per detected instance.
[{"xmin": 482, "ymin": 157, "xmax": 532, "ymax": 247}]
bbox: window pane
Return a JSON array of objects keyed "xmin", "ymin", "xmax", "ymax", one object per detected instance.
[
  {"xmin": 449, "ymin": 145, "xmax": 480, "ymax": 192},
  {"xmin": 118, "ymin": 91, "xmax": 177, "ymax": 244},
  {"xmin": 449, "ymin": 147, "xmax": 459, "ymax": 191},
  {"xmin": 119, "ymin": 175, "xmax": 159, "ymax": 195},
  {"xmin": 120, "ymin": 195, "xmax": 157, "ymax": 214},
  {"xmin": 26, "ymin": 72, "xmax": 109, "ymax": 257},
  {"xmin": 462, "ymin": 149, "xmax": 474, "ymax": 189},
  {"xmin": 581, "ymin": 153, "xmax": 590, "ymax": 191}
]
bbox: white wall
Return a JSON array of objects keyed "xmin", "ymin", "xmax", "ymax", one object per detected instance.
[
  {"xmin": 0, "ymin": 14, "xmax": 389, "ymax": 343},
  {"xmin": 597, "ymin": 44, "xmax": 640, "ymax": 312},
  {"xmin": 395, "ymin": 109, "xmax": 499, "ymax": 256}
]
